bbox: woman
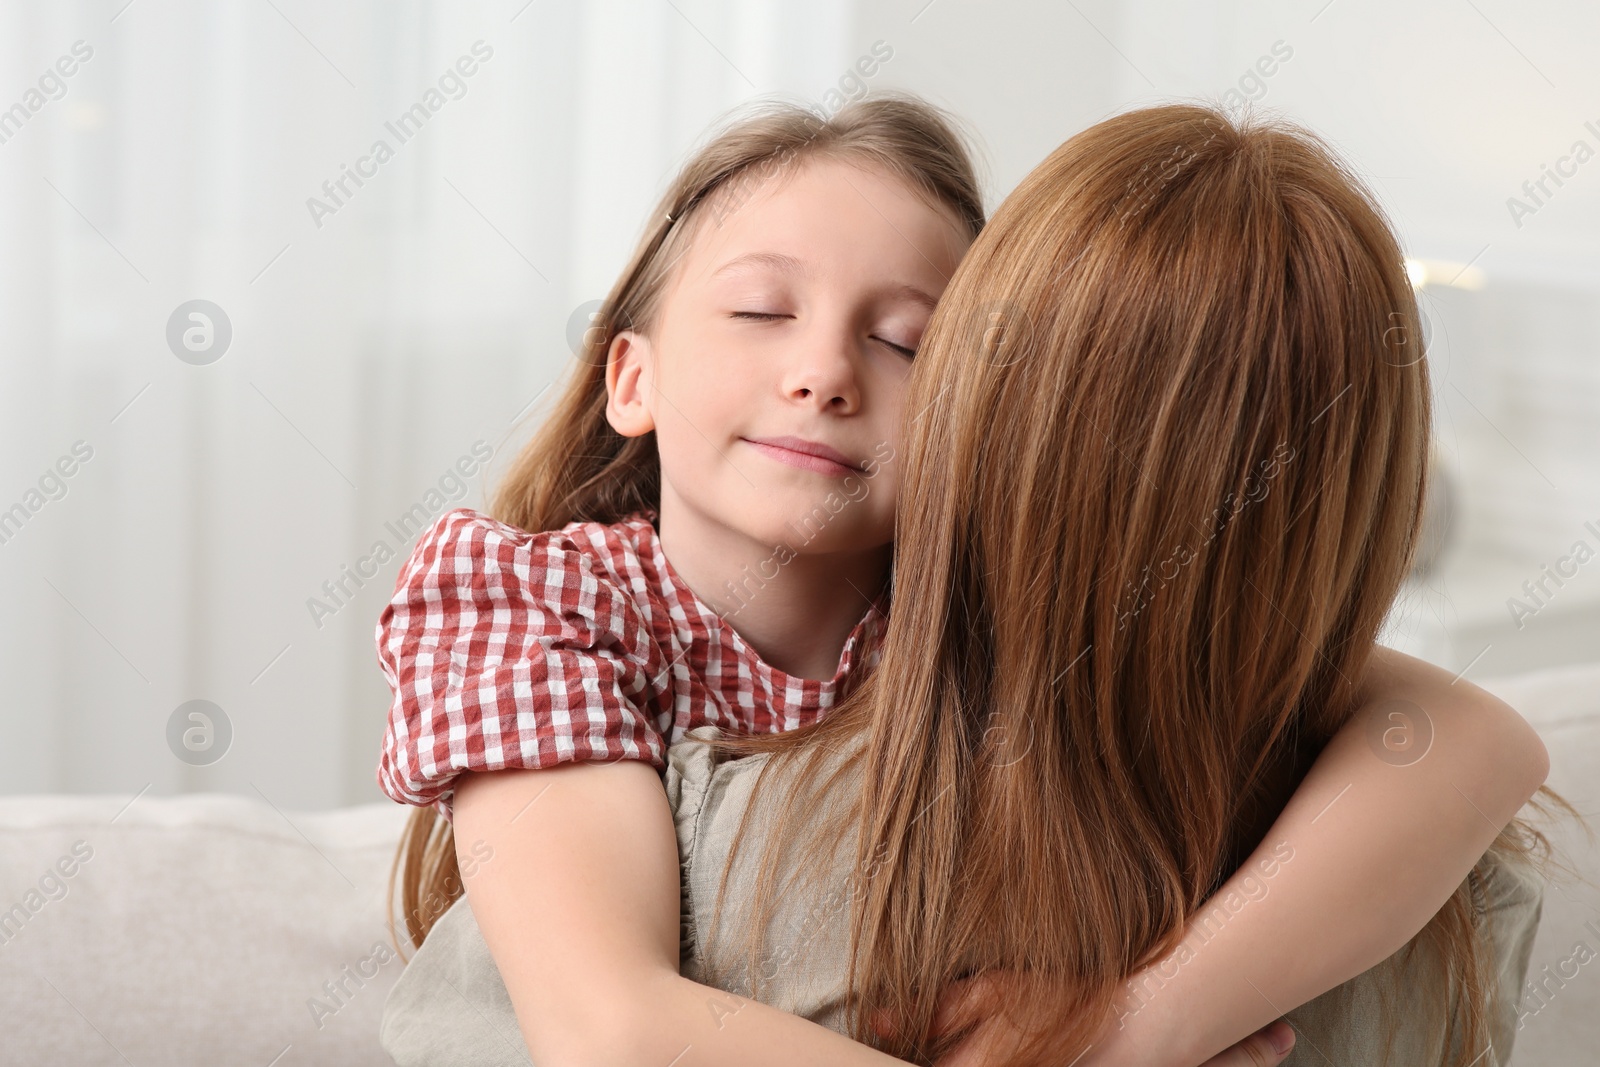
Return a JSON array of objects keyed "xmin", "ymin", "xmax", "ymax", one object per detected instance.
[{"xmin": 384, "ymin": 102, "xmax": 1564, "ymax": 1067}]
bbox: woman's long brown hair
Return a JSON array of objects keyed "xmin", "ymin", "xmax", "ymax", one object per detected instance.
[
  {"xmin": 698, "ymin": 103, "xmax": 1581, "ymax": 1067},
  {"xmin": 385, "ymin": 92, "xmax": 987, "ymax": 954}
]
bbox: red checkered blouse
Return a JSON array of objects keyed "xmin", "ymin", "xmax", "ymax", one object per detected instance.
[{"xmin": 375, "ymin": 507, "xmax": 888, "ymax": 822}]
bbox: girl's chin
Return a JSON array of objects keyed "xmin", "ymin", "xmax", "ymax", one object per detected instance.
[{"xmin": 734, "ymin": 507, "xmax": 891, "ymax": 558}]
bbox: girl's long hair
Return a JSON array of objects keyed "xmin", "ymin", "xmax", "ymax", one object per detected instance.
[
  {"xmin": 386, "ymin": 93, "xmax": 987, "ymax": 953},
  {"xmin": 700, "ymin": 103, "xmax": 1580, "ymax": 1066}
]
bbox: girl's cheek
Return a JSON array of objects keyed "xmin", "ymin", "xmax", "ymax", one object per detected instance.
[
  {"xmin": 861, "ymin": 439, "xmax": 899, "ymax": 478},
  {"xmin": 867, "ymin": 356, "xmax": 915, "ymax": 407}
]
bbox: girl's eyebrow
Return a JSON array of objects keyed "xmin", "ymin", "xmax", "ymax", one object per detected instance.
[
  {"xmin": 710, "ymin": 251, "xmax": 806, "ymax": 279},
  {"xmin": 712, "ymin": 250, "xmax": 938, "ymax": 310},
  {"xmin": 889, "ymin": 283, "xmax": 939, "ymax": 312}
]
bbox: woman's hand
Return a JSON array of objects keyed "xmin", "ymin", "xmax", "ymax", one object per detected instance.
[{"xmin": 871, "ymin": 972, "xmax": 1296, "ymax": 1067}]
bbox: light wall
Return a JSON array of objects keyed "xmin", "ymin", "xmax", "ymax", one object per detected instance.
[{"xmin": 1, "ymin": 0, "xmax": 1596, "ymax": 808}]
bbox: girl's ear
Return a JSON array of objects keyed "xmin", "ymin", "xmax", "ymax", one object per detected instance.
[{"xmin": 605, "ymin": 330, "xmax": 656, "ymax": 438}]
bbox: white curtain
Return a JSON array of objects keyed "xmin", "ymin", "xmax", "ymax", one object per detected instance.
[
  {"xmin": 5, "ymin": 0, "xmax": 1598, "ymax": 809},
  {"xmin": 0, "ymin": 0, "xmax": 851, "ymax": 808}
]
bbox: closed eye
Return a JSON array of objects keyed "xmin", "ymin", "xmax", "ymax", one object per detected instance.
[
  {"xmin": 875, "ymin": 336, "xmax": 917, "ymax": 358},
  {"xmin": 730, "ymin": 311, "xmax": 789, "ymax": 321}
]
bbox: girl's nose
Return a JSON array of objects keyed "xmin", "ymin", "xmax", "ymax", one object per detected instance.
[{"xmin": 784, "ymin": 335, "xmax": 861, "ymax": 414}]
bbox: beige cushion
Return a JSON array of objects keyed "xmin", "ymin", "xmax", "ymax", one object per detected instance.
[{"xmin": 0, "ymin": 792, "xmax": 410, "ymax": 1067}]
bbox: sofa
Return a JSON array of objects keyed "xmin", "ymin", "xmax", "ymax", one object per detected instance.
[{"xmin": 2, "ymin": 662, "xmax": 1597, "ymax": 1066}]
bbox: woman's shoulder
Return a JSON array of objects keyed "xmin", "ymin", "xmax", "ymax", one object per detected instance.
[{"xmin": 665, "ymin": 726, "xmax": 869, "ymax": 834}]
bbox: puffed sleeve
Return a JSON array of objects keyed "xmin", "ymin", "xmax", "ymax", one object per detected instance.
[{"xmin": 374, "ymin": 508, "xmax": 671, "ymax": 820}]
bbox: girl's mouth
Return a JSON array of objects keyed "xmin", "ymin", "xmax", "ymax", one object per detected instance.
[{"xmin": 741, "ymin": 436, "xmax": 862, "ymax": 477}]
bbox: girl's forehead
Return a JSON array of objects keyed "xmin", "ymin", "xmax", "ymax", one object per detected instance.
[{"xmin": 681, "ymin": 156, "xmax": 969, "ymax": 288}]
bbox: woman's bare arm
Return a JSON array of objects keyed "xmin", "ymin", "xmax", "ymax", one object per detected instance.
[{"xmin": 1082, "ymin": 645, "xmax": 1550, "ymax": 1067}]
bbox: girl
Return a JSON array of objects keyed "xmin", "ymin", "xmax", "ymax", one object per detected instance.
[{"xmin": 377, "ymin": 96, "xmax": 1554, "ymax": 1066}]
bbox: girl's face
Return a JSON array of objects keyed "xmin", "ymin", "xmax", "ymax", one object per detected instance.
[{"xmin": 607, "ymin": 156, "xmax": 971, "ymax": 558}]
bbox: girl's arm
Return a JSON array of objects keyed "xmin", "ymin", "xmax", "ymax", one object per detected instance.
[
  {"xmin": 1074, "ymin": 645, "xmax": 1550, "ymax": 1067},
  {"xmin": 451, "ymin": 758, "xmax": 1294, "ymax": 1067},
  {"xmin": 451, "ymin": 758, "xmax": 915, "ymax": 1067}
]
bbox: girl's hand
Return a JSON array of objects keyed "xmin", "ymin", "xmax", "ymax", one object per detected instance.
[{"xmin": 871, "ymin": 972, "xmax": 1296, "ymax": 1067}]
